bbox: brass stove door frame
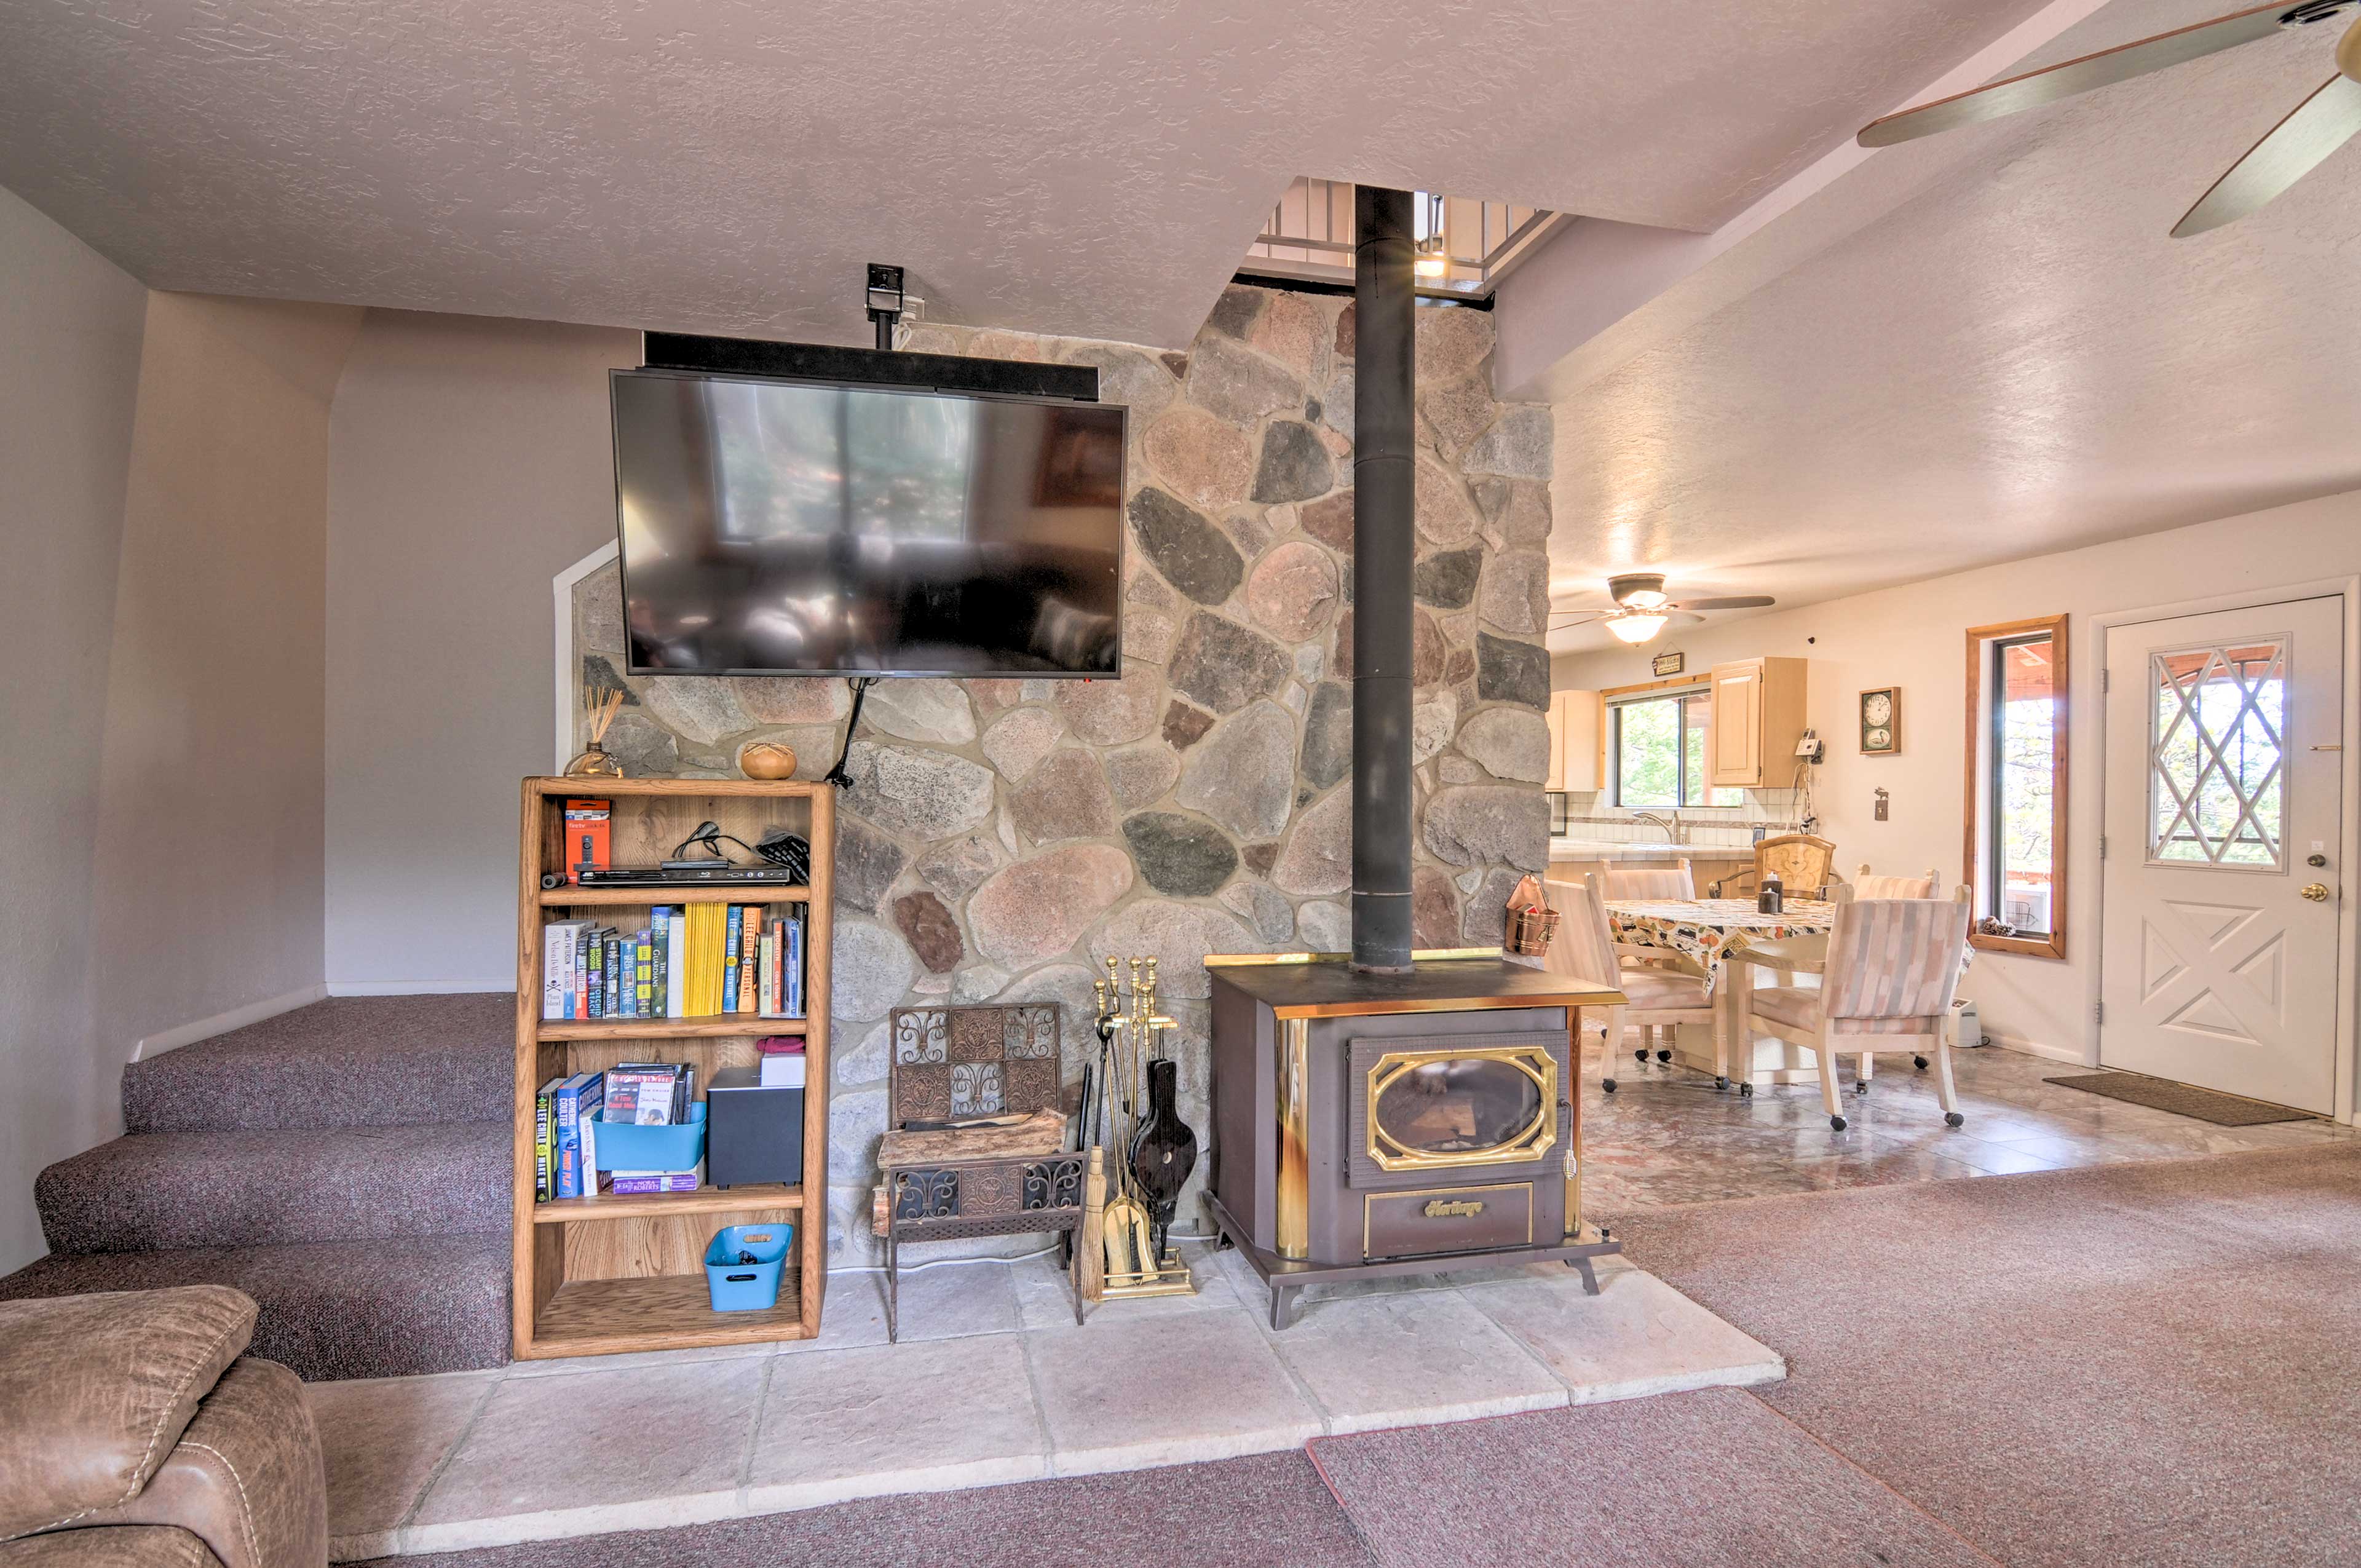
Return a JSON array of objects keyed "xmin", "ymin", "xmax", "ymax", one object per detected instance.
[
  {"xmin": 1275, "ymin": 1016, "xmax": 1311, "ymax": 1260},
  {"xmin": 1361, "ymin": 1043, "xmax": 1559, "ymax": 1174}
]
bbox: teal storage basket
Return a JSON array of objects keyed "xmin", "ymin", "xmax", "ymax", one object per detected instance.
[
  {"xmin": 591, "ymin": 1101, "xmax": 706, "ymax": 1173},
  {"xmin": 703, "ymin": 1222, "xmax": 791, "ymax": 1312}
]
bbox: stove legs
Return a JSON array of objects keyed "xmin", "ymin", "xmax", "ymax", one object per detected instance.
[
  {"xmin": 1565, "ymin": 1256, "xmax": 1602, "ymax": 1296},
  {"xmin": 1268, "ymin": 1283, "xmax": 1300, "ymax": 1332}
]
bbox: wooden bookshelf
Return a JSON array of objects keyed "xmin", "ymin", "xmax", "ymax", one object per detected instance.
[
  {"xmin": 537, "ymin": 884, "xmax": 813, "ymax": 906},
  {"xmin": 529, "ymin": 1182, "xmax": 802, "ymax": 1224},
  {"xmin": 511, "ymin": 776, "xmax": 832, "ymax": 1360},
  {"xmin": 535, "ymin": 1016, "xmax": 809, "ymax": 1042}
]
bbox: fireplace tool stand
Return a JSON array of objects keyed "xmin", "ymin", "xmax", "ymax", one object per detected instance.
[{"xmin": 1088, "ymin": 957, "xmax": 1196, "ymax": 1301}]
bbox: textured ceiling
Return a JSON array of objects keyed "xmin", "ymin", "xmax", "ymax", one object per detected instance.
[
  {"xmin": 0, "ymin": 0, "xmax": 2043, "ymax": 347},
  {"xmin": 1544, "ymin": 3, "xmax": 2361, "ymax": 651}
]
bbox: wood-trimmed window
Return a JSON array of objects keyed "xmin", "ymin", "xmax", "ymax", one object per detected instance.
[
  {"xmin": 1601, "ymin": 679, "xmax": 1743, "ymax": 809},
  {"xmin": 1964, "ymin": 614, "xmax": 2068, "ymax": 958}
]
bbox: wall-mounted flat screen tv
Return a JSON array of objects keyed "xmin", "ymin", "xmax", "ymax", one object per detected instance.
[{"xmin": 610, "ymin": 368, "xmax": 1125, "ymax": 676}]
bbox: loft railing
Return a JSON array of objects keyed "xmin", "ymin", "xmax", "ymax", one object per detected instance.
[{"xmin": 1241, "ymin": 178, "xmax": 1565, "ymax": 299}]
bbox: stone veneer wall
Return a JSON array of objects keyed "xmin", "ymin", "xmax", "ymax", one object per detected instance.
[{"xmin": 572, "ymin": 283, "xmax": 1554, "ymax": 1262}]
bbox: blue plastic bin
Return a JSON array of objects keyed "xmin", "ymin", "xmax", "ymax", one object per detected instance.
[
  {"xmin": 590, "ymin": 1101, "xmax": 706, "ymax": 1173},
  {"xmin": 703, "ymin": 1222, "xmax": 792, "ymax": 1312}
]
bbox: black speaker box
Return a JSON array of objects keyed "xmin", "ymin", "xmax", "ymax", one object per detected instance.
[{"xmin": 707, "ymin": 1065, "xmax": 804, "ymax": 1189}]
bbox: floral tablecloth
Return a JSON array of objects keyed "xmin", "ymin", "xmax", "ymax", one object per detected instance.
[
  {"xmin": 1605, "ymin": 898, "xmax": 1840, "ymax": 981},
  {"xmin": 1605, "ymin": 897, "xmax": 1969, "ymax": 983}
]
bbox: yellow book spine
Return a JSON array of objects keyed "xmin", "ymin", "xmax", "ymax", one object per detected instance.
[{"xmin": 687, "ymin": 902, "xmax": 725, "ymax": 1016}]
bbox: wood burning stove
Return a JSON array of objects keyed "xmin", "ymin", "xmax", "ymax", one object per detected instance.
[
  {"xmin": 1199, "ymin": 190, "xmax": 1623, "ymax": 1330},
  {"xmin": 1207, "ymin": 954, "xmax": 1624, "ymax": 1329}
]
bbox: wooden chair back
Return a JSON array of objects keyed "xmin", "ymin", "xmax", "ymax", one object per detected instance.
[
  {"xmin": 1598, "ymin": 860, "xmax": 1695, "ymax": 900},
  {"xmin": 1820, "ymin": 899, "xmax": 1969, "ymax": 1027},
  {"xmin": 1755, "ymin": 834, "xmax": 1835, "ymax": 897},
  {"xmin": 887, "ymin": 1004, "xmax": 1062, "ymax": 1127}
]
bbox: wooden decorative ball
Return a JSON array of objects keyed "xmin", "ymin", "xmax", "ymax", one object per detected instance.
[{"xmin": 738, "ymin": 741, "xmax": 798, "ymax": 780}]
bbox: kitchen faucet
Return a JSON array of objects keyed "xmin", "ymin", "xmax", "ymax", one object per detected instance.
[{"xmin": 1631, "ymin": 811, "xmax": 1683, "ymax": 844}]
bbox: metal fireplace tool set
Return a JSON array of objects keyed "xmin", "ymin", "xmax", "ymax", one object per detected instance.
[{"xmin": 1080, "ymin": 957, "xmax": 1198, "ymax": 1302}]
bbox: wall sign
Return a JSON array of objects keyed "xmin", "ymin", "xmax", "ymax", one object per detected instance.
[{"xmin": 1651, "ymin": 651, "xmax": 1684, "ymax": 677}]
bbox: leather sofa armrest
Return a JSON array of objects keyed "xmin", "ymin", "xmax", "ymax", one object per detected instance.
[
  {"xmin": 0, "ymin": 1289, "xmax": 256, "ymax": 1541},
  {"xmin": 74, "ymin": 1360, "xmax": 325, "ymax": 1568},
  {"xmin": 0, "ymin": 1525, "xmax": 223, "ymax": 1568}
]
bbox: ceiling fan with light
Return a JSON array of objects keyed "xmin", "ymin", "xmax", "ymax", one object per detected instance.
[
  {"xmin": 1858, "ymin": 0, "xmax": 2361, "ymax": 236},
  {"xmin": 1548, "ymin": 573, "xmax": 1776, "ymax": 645}
]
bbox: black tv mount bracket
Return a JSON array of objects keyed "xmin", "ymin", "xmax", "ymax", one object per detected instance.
[
  {"xmin": 821, "ymin": 262, "xmax": 904, "ymax": 790},
  {"xmin": 866, "ymin": 263, "xmax": 904, "ymax": 352}
]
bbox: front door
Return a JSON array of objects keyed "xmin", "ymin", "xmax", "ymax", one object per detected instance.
[{"xmin": 2101, "ymin": 598, "xmax": 2344, "ymax": 1113}]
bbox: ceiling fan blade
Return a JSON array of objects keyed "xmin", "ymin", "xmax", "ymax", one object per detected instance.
[
  {"xmin": 1673, "ymin": 596, "xmax": 1776, "ymax": 611},
  {"xmin": 1548, "ymin": 609, "xmax": 1613, "ymax": 625},
  {"xmin": 1858, "ymin": 2, "xmax": 2303, "ymax": 149},
  {"xmin": 2173, "ymin": 71, "xmax": 2361, "ymax": 234}
]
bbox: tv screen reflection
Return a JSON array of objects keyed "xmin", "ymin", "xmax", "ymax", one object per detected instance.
[{"xmin": 611, "ymin": 370, "xmax": 1125, "ymax": 676}]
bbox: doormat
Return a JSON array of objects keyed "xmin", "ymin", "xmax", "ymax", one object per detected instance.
[{"xmin": 2043, "ymin": 1073, "xmax": 2313, "ymax": 1126}]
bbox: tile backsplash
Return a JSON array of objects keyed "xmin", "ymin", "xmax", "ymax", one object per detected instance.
[{"xmin": 1546, "ymin": 789, "xmax": 1803, "ymax": 848}]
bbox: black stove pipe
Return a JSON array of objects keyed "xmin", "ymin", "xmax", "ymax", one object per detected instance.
[{"xmin": 1350, "ymin": 186, "xmax": 1415, "ymax": 974}]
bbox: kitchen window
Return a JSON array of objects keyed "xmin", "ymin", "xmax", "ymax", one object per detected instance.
[
  {"xmin": 1964, "ymin": 614, "xmax": 2069, "ymax": 958},
  {"xmin": 1608, "ymin": 688, "xmax": 1744, "ymax": 809}
]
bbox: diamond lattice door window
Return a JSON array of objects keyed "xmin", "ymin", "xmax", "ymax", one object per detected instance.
[
  {"xmin": 2104, "ymin": 598, "xmax": 2343, "ymax": 1117},
  {"xmin": 2148, "ymin": 639, "xmax": 2287, "ymax": 869}
]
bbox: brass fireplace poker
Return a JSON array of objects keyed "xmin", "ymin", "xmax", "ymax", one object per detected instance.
[{"xmin": 1083, "ymin": 957, "xmax": 1195, "ymax": 1300}]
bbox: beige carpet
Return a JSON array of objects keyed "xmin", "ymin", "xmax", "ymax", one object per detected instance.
[
  {"xmin": 1311, "ymin": 1387, "xmax": 1996, "ymax": 1567},
  {"xmin": 1616, "ymin": 1144, "xmax": 2361, "ymax": 1568}
]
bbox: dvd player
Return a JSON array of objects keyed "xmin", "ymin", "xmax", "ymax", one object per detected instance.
[{"xmin": 578, "ymin": 865, "xmax": 802, "ymax": 887}]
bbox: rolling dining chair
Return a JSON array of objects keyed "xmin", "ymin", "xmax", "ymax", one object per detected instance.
[
  {"xmin": 1546, "ymin": 876, "xmax": 1721, "ymax": 1094},
  {"xmin": 1852, "ymin": 863, "xmax": 1939, "ymax": 899},
  {"xmin": 1597, "ymin": 860, "xmax": 1696, "ymax": 900},
  {"xmin": 1708, "ymin": 833, "xmax": 1835, "ymax": 901},
  {"xmin": 1857, "ymin": 881, "xmax": 1972, "ymax": 1083},
  {"xmin": 1745, "ymin": 863, "xmax": 1941, "ymax": 986},
  {"xmin": 1589, "ymin": 862, "xmax": 1706, "ymax": 1066},
  {"xmin": 1734, "ymin": 896, "xmax": 1972, "ymax": 1131}
]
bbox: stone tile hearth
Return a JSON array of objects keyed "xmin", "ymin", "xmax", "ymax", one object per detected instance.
[{"xmin": 314, "ymin": 1248, "xmax": 1779, "ymax": 1560}]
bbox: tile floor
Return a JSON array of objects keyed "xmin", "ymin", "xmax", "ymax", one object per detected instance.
[
  {"xmin": 313, "ymin": 1245, "xmax": 1781, "ymax": 1559},
  {"xmin": 1577, "ymin": 1038, "xmax": 2354, "ymax": 1217}
]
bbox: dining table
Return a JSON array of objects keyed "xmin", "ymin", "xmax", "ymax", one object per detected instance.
[
  {"xmin": 1604, "ymin": 897, "xmax": 1842, "ymax": 1086},
  {"xmin": 1602, "ymin": 896, "xmax": 1970, "ymax": 1088}
]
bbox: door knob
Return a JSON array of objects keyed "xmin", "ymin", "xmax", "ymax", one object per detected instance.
[{"xmin": 2302, "ymin": 883, "xmax": 2332, "ymax": 903}]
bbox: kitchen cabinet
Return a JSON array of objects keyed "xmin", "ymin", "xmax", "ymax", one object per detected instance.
[
  {"xmin": 1545, "ymin": 689, "xmax": 1599, "ymax": 792},
  {"xmin": 1707, "ymin": 657, "xmax": 1808, "ymax": 788}
]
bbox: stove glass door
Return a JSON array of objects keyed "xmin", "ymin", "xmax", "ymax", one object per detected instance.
[{"xmin": 1364, "ymin": 1045, "xmax": 1557, "ymax": 1173}]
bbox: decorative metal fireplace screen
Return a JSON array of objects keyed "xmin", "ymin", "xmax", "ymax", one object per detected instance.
[{"xmin": 1350, "ymin": 1036, "xmax": 1560, "ymax": 1175}]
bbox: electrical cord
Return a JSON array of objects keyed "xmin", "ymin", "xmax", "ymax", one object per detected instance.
[
  {"xmin": 822, "ymin": 678, "xmax": 879, "ymax": 790},
  {"xmin": 670, "ymin": 820, "xmax": 810, "ymax": 878}
]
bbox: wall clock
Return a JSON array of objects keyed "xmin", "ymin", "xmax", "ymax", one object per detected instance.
[{"xmin": 1860, "ymin": 687, "xmax": 1899, "ymax": 754}]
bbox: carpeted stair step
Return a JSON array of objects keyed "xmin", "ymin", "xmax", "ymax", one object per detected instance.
[
  {"xmin": 124, "ymin": 994, "xmax": 512, "ymax": 1133},
  {"xmin": 0, "ymin": 1233, "xmax": 512, "ymax": 1382},
  {"xmin": 36, "ymin": 1122, "xmax": 510, "ymax": 1255}
]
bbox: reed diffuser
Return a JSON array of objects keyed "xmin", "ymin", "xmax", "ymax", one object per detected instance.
[{"xmin": 566, "ymin": 687, "xmax": 627, "ymax": 777}]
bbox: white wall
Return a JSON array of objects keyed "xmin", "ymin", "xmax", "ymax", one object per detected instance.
[
  {"xmin": 0, "ymin": 188, "xmax": 146, "ymax": 1269},
  {"xmin": 325, "ymin": 311, "xmax": 635, "ymax": 991},
  {"xmin": 89, "ymin": 293, "xmax": 362, "ymax": 1057},
  {"xmin": 1554, "ymin": 488, "xmax": 2361, "ymax": 1069}
]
